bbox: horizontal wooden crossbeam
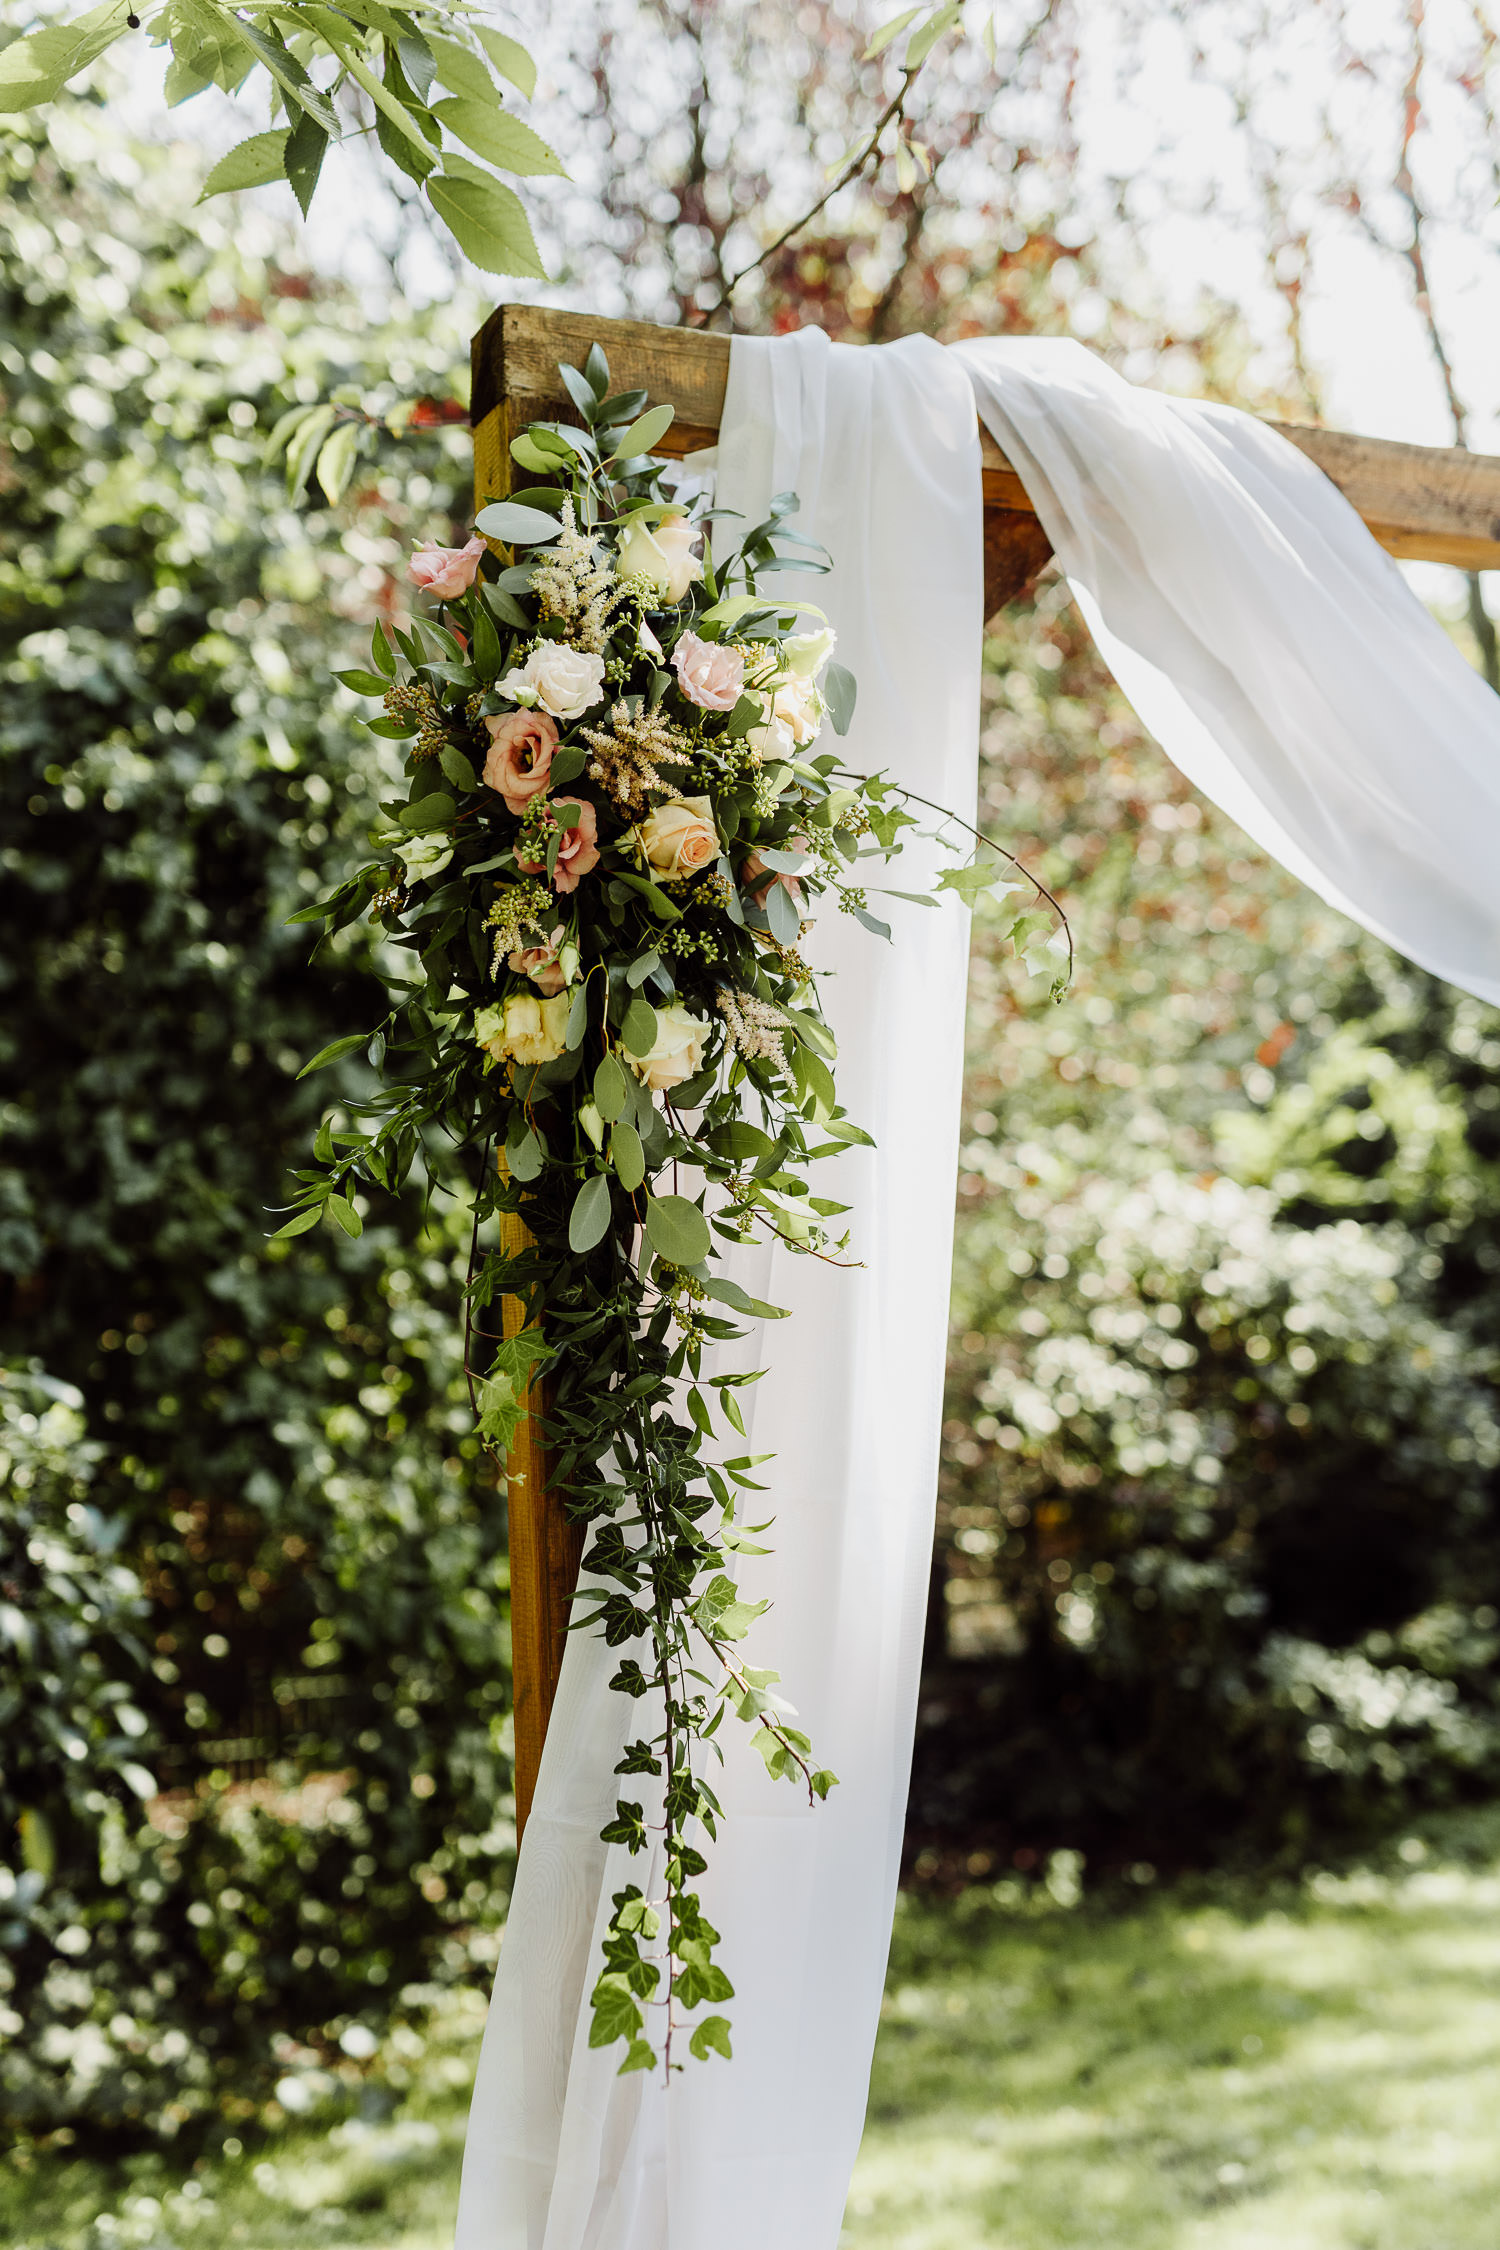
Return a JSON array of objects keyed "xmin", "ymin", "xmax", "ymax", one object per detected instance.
[{"xmin": 473, "ymin": 303, "xmax": 1500, "ymax": 621}]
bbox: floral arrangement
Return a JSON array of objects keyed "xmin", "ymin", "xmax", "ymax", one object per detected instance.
[{"xmin": 283, "ymin": 344, "xmax": 1066, "ymax": 2076}]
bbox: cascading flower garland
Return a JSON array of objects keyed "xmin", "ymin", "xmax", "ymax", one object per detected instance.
[{"xmin": 283, "ymin": 344, "xmax": 1068, "ymax": 2077}]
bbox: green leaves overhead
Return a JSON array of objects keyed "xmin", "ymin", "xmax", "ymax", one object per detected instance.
[{"xmin": 4, "ymin": 0, "xmax": 557, "ymax": 277}]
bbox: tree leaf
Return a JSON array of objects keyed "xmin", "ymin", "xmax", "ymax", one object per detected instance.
[
  {"xmin": 198, "ymin": 130, "xmax": 289, "ymax": 199},
  {"xmin": 315, "ymin": 421, "xmax": 358, "ymax": 504},
  {"xmin": 644, "ymin": 1194, "xmax": 711, "ymax": 1267},
  {"xmin": 296, "ymin": 1032, "xmax": 368, "ymax": 1079},
  {"xmin": 472, "ymin": 23, "xmax": 536, "ymax": 96},
  {"xmin": 268, "ymin": 1204, "xmax": 323, "ymax": 1240},
  {"xmin": 0, "ymin": 0, "xmax": 131, "ymax": 111},
  {"xmin": 430, "ymin": 98, "xmax": 565, "ymax": 177},
  {"xmin": 284, "ymin": 106, "xmax": 329, "ymax": 217},
  {"xmin": 424, "ymin": 31, "xmax": 494, "ymax": 100},
  {"xmin": 326, "ymin": 1192, "xmax": 363, "ymax": 1237},
  {"xmin": 426, "ymin": 166, "xmax": 547, "ymax": 278},
  {"xmin": 569, "ymin": 1173, "xmax": 613, "ymax": 1254}
]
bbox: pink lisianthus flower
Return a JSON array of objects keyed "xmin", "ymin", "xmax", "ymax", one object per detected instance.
[
  {"xmin": 517, "ymin": 800, "xmax": 601, "ymax": 895},
  {"xmin": 508, "ymin": 925, "xmax": 568, "ymax": 996},
  {"xmin": 407, "ymin": 536, "xmax": 485, "ymax": 599},
  {"xmin": 672, "ymin": 631, "xmax": 744, "ymax": 711}
]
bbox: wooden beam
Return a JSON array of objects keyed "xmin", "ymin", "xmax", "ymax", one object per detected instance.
[{"xmin": 473, "ymin": 303, "xmax": 1500, "ymax": 611}]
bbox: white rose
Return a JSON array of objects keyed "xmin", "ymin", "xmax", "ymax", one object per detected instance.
[
  {"xmin": 624, "ymin": 1003, "xmax": 713, "ymax": 1093},
  {"xmin": 500, "ymin": 644, "xmax": 606, "ymax": 722},
  {"xmin": 783, "ymin": 627, "xmax": 836, "ymax": 679},
  {"xmin": 746, "ymin": 710, "xmax": 797, "ymax": 763},
  {"xmin": 396, "ymin": 834, "xmax": 453, "ymax": 884},
  {"xmin": 474, "ymin": 992, "xmax": 570, "ymax": 1068},
  {"xmin": 615, "ymin": 512, "xmax": 704, "ymax": 604}
]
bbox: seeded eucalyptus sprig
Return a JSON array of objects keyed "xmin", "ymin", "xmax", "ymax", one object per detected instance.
[{"xmin": 280, "ymin": 346, "xmax": 1067, "ymax": 2075}]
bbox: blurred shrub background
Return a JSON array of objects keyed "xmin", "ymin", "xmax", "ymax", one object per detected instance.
[{"xmin": 3, "ymin": 3, "xmax": 1500, "ymax": 2157}]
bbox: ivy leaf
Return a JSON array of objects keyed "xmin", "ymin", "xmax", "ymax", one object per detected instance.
[
  {"xmin": 569, "ymin": 1173, "xmax": 613, "ymax": 1254},
  {"xmin": 198, "ymin": 130, "xmax": 289, "ymax": 199},
  {"xmin": 644, "ymin": 1195, "xmax": 710, "ymax": 1267},
  {"xmin": 617, "ymin": 2036, "xmax": 657, "ymax": 2075},
  {"xmin": 474, "ymin": 1328, "xmax": 550, "ymax": 1458},
  {"xmin": 588, "ymin": 1973, "xmax": 643, "ymax": 2049},
  {"xmin": 688, "ymin": 2014, "xmax": 733, "ymax": 2062}
]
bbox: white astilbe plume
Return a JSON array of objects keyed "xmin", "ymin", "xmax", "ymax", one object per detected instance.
[
  {"xmin": 531, "ymin": 499, "xmax": 623, "ymax": 653},
  {"xmin": 716, "ymin": 987, "xmax": 789, "ymax": 1063}
]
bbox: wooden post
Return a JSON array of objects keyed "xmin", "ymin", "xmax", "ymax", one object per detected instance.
[{"xmin": 471, "ymin": 301, "xmax": 1500, "ymax": 1835}]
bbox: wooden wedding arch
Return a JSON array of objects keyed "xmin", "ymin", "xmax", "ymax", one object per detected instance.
[{"xmin": 471, "ymin": 300, "xmax": 1500, "ymax": 1839}]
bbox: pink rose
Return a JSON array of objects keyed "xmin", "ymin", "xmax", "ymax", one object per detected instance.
[
  {"xmin": 517, "ymin": 799, "xmax": 601, "ymax": 895},
  {"xmin": 742, "ymin": 839, "xmax": 806, "ymax": 910},
  {"xmin": 508, "ymin": 925, "xmax": 567, "ymax": 996},
  {"xmin": 672, "ymin": 631, "xmax": 744, "ymax": 711},
  {"xmin": 483, "ymin": 709, "xmax": 558, "ymax": 815},
  {"xmin": 408, "ymin": 536, "xmax": 485, "ymax": 599}
]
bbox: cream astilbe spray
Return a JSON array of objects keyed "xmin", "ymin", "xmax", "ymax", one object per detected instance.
[{"xmin": 280, "ymin": 345, "xmax": 1069, "ymax": 2078}]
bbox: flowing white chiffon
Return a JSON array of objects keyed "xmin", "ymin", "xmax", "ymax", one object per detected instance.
[
  {"xmin": 454, "ymin": 328, "xmax": 1500, "ymax": 2250},
  {"xmin": 454, "ymin": 327, "xmax": 983, "ymax": 2250}
]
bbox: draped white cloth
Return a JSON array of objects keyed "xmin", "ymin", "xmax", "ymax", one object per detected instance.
[
  {"xmin": 454, "ymin": 327, "xmax": 983, "ymax": 2250},
  {"xmin": 455, "ymin": 329, "xmax": 1500, "ymax": 2250},
  {"xmin": 955, "ymin": 336, "xmax": 1500, "ymax": 1006}
]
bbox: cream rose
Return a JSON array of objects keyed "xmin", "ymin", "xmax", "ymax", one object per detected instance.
[
  {"xmin": 482, "ymin": 708, "xmax": 557, "ymax": 814},
  {"xmin": 500, "ymin": 644, "xmax": 606, "ymax": 722},
  {"xmin": 615, "ymin": 512, "xmax": 703, "ymax": 603},
  {"xmin": 408, "ymin": 536, "xmax": 484, "ymax": 599},
  {"xmin": 746, "ymin": 709, "xmax": 797, "ymax": 763},
  {"xmin": 672, "ymin": 631, "xmax": 744, "ymax": 711},
  {"xmin": 624, "ymin": 1003, "xmax": 713, "ymax": 1093},
  {"xmin": 637, "ymin": 795, "xmax": 720, "ymax": 881},
  {"xmin": 473, "ymin": 992, "xmax": 569, "ymax": 1068}
]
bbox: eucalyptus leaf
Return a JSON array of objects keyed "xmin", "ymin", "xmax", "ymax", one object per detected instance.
[{"xmin": 568, "ymin": 1173, "xmax": 613, "ymax": 1254}]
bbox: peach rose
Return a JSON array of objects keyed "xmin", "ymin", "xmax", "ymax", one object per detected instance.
[
  {"xmin": 483, "ymin": 709, "xmax": 558, "ymax": 815},
  {"xmin": 517, "ymin": 799, "xmax": 601, "ymax": 895},
  {"xmin": 637, "ymin": 795, "xmax": 719, "ymax": 881},
  {"xmin": 408, "ymin": 536, "xmax": 485, "ymax": 599},
  {"xmin": 672, "ymin": 631, "xmax": 744, "ymax": 711},
  {"xmin": 508, "ymin": 924, "xmax": 567, "ymax": 995}
]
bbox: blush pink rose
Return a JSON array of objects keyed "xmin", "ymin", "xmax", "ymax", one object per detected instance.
[
  {"xmin": 508, "ymin": 925, "xmax": 567, "ymax": 995},
  {"xmin": 672, "ymin": 631, "xmax": 745, "ymax": 711},
  {"xmin": 517, "ymin": 799, "xmax": 601, "ymax": 895},
  {"xmin": 408, "ymin": 536, "xmax": 485, "ymax": 599},
  {"xmin": 483, "ymin": 709, "xmax": 558, "ymax": 815}
]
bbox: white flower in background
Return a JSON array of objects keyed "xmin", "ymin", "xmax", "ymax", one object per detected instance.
[
  {"xmin": 624, "ymin": 1004, "xmax": 713, "ymax": 1093},
  {"xmin": 783, "ymin": 627, "xmax": 836, "ymax": 679},
  {"xmin": 615, "ymin": 512, "xmax": 704, "ymax": 603},
  {"xmin": 499, "ymin": 644, "xmax": 606, "ymax": 721},
  {"xmin": 396, "ymin": 834, "xmax": 453, "ymax": 884}
]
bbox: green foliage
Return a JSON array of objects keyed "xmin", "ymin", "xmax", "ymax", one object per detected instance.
[
  {"xmin": 919, "ymin": 594, "xmax": 1500, "ymax": 1865},
  {"xmin": 0, "ymin": 112, "xmax": 513, "ymax": 2136},
  {"xmin": 0, "ymin": 0, "xmax": 555, "ymax": 277}
]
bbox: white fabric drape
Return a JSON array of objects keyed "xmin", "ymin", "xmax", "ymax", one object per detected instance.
[
  {"xmin": 955, "ymin": 336, "xmax": 1500, "ymax": 1007},
  {"xmin": 454, "ymin": 328, "xmax": 983, "ymax": 2250},
  {"xmin": 455, "ymin": 329, "xmax": 1500, "ymax": 2250}
]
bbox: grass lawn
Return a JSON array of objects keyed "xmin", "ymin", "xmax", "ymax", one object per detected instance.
[{"xmin": 8, "ymin": 1809, "xmax": 1500, "ymax": 2250}]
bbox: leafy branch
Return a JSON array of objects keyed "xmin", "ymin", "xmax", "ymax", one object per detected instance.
[{"xmin": 0, "ymin": 0, "xmax": 559, "ymax": 277}]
